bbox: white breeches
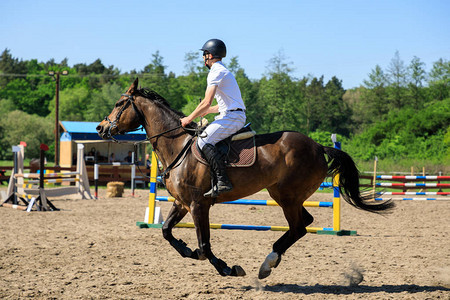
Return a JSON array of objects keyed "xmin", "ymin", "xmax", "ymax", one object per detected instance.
[{"xmin": 197, "ymin": 110, "xmax": 246, "ymax": 150}]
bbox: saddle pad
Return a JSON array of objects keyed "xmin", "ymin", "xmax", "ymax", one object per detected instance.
[{"xmin": 192, "ymin": 137, "xmax": 256, "ymax": 167}]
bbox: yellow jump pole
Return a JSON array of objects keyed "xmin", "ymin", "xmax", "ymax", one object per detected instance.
[
  {"xmin": 144, "ymin": 152, "xmax": 159, "ymax": 224},
  {"xmin": 332, "ymin": 173, "xmax": 341, "ymax": 231},
  {"xmin": 330, "ymin": 134, "xmax": 341, "ymax": 232}
]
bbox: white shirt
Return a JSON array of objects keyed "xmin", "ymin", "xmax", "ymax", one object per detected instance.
[{"xmin": 207, "ymin": 61, "xmax": 246, "ymax": 113}]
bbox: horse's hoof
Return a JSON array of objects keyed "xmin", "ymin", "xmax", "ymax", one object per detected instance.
[
  {"xmin": 258, "ymin": 261, "xmax": 273, "ymax": 279},
  {"xmin": 231, "ymin": 265, "xmax": 246, "ymax": 276},
  {"xmin": 258, "ymin": 268, "xmax": 271, "ymax": 279},
  {"xmin": 258, "ymin": 252, "xmax": 280, "ymax": 279}
]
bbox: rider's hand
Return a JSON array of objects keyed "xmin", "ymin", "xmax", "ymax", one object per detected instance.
[{"xmin": 180, "ymin": 117, "xmax": 191, "ymax": 127}]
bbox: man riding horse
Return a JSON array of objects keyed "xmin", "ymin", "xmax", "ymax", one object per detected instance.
[
  {"xmin": 96, "ymin": 40, "xmax": 394, "ymax": 278},
  {"xmin": 180, "ymin": 39, "xmax": 246, "ymax": 198}
]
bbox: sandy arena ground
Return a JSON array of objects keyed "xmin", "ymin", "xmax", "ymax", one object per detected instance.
[{"xmin": 1, "ymin": 186, "xmax": 449, "ymax": 299}]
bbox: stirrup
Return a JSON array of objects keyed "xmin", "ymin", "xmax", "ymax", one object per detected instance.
[
  {"xmin": 204, "ymin": 188, "xmax": 218, "ymax": 198},
  {"xmin": 204, "ymin": 183, "xmax": 233, "ymax": 197}
]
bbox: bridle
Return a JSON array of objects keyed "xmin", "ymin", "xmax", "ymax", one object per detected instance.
[
  {"xmin": 103, "ymin": 93, "xmax": 148, "ymax": 143},
  {"xmin": 105, "ymin": 92, "xmax": 201, "ymax": 143},
  {"xmin": 104, "ymin": 92, "xmax": 202, "ymax": 183}
]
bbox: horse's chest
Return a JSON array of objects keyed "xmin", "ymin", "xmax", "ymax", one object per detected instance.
[{"xmin": 164, "ymin": 171, "xmax": 207, "ymax": 204}]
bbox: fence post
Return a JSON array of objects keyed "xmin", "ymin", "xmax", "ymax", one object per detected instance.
[
  {"xmin": 131, "ymin": 152, "xmax": 136, "ymax": 197},
  {"xmin": 94, "ymin": 163, "xmax": 99, "ymax": 199},
  {"xmin": 11, "ymin": 146, "xmax": 20, "ymax": 205},
  {"xmin": 372, "ymin": 156, "xmax": 378, "ymax": 198}
]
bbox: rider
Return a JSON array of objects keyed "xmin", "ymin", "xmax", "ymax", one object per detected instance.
[{"xmin": 180, "ymin": 39, "xmax": 246, "ymax": 197}]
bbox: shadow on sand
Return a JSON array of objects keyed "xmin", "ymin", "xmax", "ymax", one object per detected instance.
[{"xmin": 240, "ymin": 283, "xmax": 450, "ymax": 295}]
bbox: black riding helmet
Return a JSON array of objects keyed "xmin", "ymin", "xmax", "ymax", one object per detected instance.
[{"xmin": 200, "ymin": 39, "xmax": 227, "ymax": 58}]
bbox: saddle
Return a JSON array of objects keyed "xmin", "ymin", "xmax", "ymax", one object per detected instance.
[{"xmin": 192, "ymin": 124, "xmax": 257, "ymax": 167}]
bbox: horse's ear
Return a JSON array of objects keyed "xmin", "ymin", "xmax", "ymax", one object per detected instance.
[{"xmin": 127, "ymin": 78, "xmax": 139, "ymax": 94}]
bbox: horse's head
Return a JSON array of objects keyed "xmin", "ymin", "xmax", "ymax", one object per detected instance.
[{"xmin": 96, "ymin": 78, "xmax": 144, "ymax": 140}]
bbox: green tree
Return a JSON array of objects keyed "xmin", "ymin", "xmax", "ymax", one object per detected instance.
[
  {"xmin": 255, "ymin": 50, "xmax": 300, "ymax": 133},
  {"xmin": 0, "ymin": 78, "xmax": 54, "ymax": 116},
  {"xmin": 183, "ymin": 51, "xmax": 204, "ymax": 75},
  {"xmin": 407, "ymin": 56, "xmax": 427, "ymax": 109},
  {"xmin": 140, "ymin": 51, "xmax": 173, "ymax": 106},
  {"xmin": 179, "ymin": 51, "xmax": 207, "ymax": 116},
  {"xmin": 322, "ymin": 76, "xmax": 352, "ymax": 136},
  {"xmin": 0, "ymin": 49, "xmax": 27, "ymax": 88},
  {"xmin": 74, "ymin": 59, "xmax": 119, "ymax": 90},
  {"xmin": 360, "ymin": 65, "xmax": 389, "ymax": 125},
  {"xmin": 48, "ymin": 86, "xmax": 91, "ymax": 121},
  {"xmin": 85, "ymin": 83, "xmax": 124, "ymax": 122},
  {"xmin": 305, "ymin": 76, "xmax": 325, "ymax": 133},
  {"xmin": 227, "ymin": 56, "xmax": 257, "ymax": 124},
  {"xmin": 387, "ymin": 51, "xmax": 408, "ymax": 109},
  {"xmin": 428, "ymin": 58, "xmax": 450, "ymax": 100},
  {"xmin": 0, "ymin": 110, "xmax": 53, "ymax": 160}
]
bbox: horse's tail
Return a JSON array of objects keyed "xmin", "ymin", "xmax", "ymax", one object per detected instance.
[{"xmin": 323, "ymin": 146, "xmax": 395, "ymax": 214}]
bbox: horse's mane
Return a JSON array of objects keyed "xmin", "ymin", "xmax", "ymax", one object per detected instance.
[
  {"xmin": 136, "ymin": 87, "xmax": 198, "ymax": 131},
  {"xmin": 137, "ymin": 88, "xmax": 185, "ymax": 117}
]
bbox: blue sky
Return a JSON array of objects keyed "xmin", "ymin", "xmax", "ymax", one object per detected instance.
[{"xmin": 1, "ymin": 0, "xmax": 449, "ymax": 89}]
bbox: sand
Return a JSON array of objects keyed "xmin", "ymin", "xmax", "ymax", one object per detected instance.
[{"xmin": 1, "ymin": 187, "xmax": 449, "ymax": 299}]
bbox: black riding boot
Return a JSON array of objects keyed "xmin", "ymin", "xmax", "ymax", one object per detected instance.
[{"xmin": 201, "ymin": 143, "xmax": 233, "ymax": 197}]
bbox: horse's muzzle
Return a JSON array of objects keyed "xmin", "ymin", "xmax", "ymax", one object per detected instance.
[{"xmin": 96, "ymin": 121, "xmax": 110, "ymax": 139}]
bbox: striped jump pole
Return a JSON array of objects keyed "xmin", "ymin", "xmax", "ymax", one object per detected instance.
[
  {"xmin": 138, "ymin": 221, "xmax": 335, "ymax": 233},
  {"xmin": 155, "ymin": 196, "xmax": 334, "ymax": 208},
  {"xmin": 14, "ymin": 171, "xmax": 80, "ymax": 179},
  {"xmin": 375, "ymin": 197, "xmax": 449, "ymax": 201},
  {"xmin": 372, "ymin": 169, "xmax": 449, "ymax": 201},
  {"xmin": 23, "ymin": 178, "xmax": 79, "ymax": 184},
  {"xmin": 376, "ymin": 183, "xmax": 450, "ymax": 188},
  {"xmin": 376, "ymin": 175, "xmax": 450, "ymax": 180},
  {"xmin": 377, "ymin": 192, "xmax": 450, "ymax": 196}
]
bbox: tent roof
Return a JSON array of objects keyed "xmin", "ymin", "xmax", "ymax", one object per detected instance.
[{"xmin": 60, "ymin": 121, "xmax": 146, "ymax": 135}]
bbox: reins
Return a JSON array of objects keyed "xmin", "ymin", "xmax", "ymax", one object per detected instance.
[{"xmin": 133, "ymin": 131, "xmax": 197, "ymax": 186}]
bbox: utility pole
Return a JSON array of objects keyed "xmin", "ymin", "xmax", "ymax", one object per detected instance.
[{"xmin": 48, "ymin": 70, "xmax": 68, "ymax": 167}]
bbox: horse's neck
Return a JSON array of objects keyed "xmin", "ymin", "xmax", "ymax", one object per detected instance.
[{"xmin": 139, "ymin": 99, "xmax": 190, "ymax": 169}]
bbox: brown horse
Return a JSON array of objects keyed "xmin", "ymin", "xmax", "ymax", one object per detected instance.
[{"xmin": 96, "ymin": 78, "xmax": 394, "ymax": 279}]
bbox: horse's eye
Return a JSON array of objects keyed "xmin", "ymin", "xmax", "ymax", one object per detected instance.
[{"xmin": 115, "ymin": 100, "xmax": 124, "ymax": 108}]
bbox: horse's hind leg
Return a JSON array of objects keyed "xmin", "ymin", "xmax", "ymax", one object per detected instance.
[
  {"xmin": 303, "ymin": 207, "xmax": 314, "ymax": 227},
  {"xmin": 162, "ymin": 201, "xmax": 205, "ymax": 260},
  {"xmin": 259, "ymin": 191, "xmax": 310, "ymax": 279},
  {"xmin": 190, "ymin": 200, "xmax": 246, "ymax": 277}
]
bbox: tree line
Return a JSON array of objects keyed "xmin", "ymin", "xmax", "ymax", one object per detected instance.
[{"xmin": 0, "ymin": 49, "xmax": 448, "ymax": 167}]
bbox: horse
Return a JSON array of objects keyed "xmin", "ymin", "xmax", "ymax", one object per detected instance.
[{"xmin": 96, "ymin": 78, "xmax": 394, "ymax": 279}]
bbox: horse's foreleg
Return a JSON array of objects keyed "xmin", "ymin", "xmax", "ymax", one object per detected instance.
[
  {"xmin": 258, "ymin": 204, "xmax": 308, "ymax": 279},
  {"xmin": 191, "ymin": 201, "xmax": 246, "ymax": 277},
  {"xmin": 162, "ymin": 202, "xmax": 205, "ymax": 260}
]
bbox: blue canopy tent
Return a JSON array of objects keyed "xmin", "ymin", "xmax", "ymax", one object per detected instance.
[{"xmin": 59, "ymin": 121, "xmax": 148, "ymax": 167}]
